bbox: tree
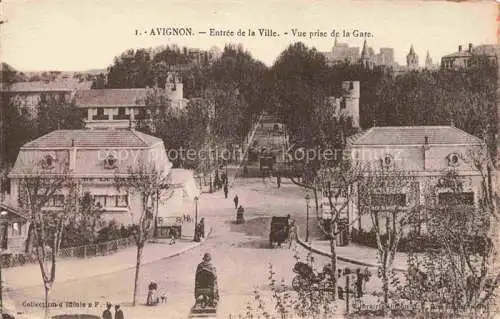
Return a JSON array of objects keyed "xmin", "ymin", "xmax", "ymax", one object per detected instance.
[
  {"xmin": 114, "ymin": 161, "xmax": 172, "ymax": 306},
  {"xmin": 356, "ymin": 167, "xmax": 416, "ymax": 313},
  {"xmin": 399, "ymin": 169, "xmax": 499, "ymax": 317},
  {"xmin": 17, "ymin": 163, "xmax": 73, "ymax": 318}
]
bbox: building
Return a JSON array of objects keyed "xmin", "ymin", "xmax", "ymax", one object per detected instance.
[
  {"xmin": 325, "ymin": 81, "xmax": 360, "ymax": 130},
  {"xmin": 406, "ymin": 45, "xmax": 419, "ymax": 70},
  {"xmin": 323, "ymin": 39, "xmax": 360, "ymax": 66},
  {"xmin": 75, "ymin": 72, "xmax": 188, "ymax": 130},
  {"xmin": 0, "ymin": 202, "xmax": 29, "ymax": 254},
  {"xmin": 441, "ymin": 43, "xmax": 499, "ymax": 69},
  {"xmin": 346, "ymin": 125, "xmax": 484, "ymax": 232},
  {"xmin": 424, "ymin": 51, "xmax": 439, "ymax": 70},
  {"xmin": 7, "ymin": 129, "xmax": 173, "ymax": 227},
  {"xmin": 2, "ymin": 79, "xmax": 93, "ymax": 117}
]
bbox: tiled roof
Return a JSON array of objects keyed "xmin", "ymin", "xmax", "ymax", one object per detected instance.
[
  {"xmin": 74, "ymin": 89, "xmax": 150, "ymax": 107},
  {"xmin": 7, "ymin": 80, "xmax": 92, "ymax": 92},
  {"xmin": 349, "ymin": 126, "xmax": 483, "ymax": 146},
  {"xmin": 22, "ymin": 130, "xmax": 163, "ymax": 149}
]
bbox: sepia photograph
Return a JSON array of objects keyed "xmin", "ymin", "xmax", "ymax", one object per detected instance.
[{"xmin": 0, "ymin": 0, "xmax": 499, "ymax": 318}]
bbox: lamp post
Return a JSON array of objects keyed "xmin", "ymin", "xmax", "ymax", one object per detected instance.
[
  {"xmin": 193, "ymin": 196, "xmax": 199, "ymax": 242},
  {"xmin": 0, "ymin": 210, "xmax": 8, "ymax": 315},
  {"xmin": 305, "ymin": 193, "xmax": 311, "ymax": 242}
]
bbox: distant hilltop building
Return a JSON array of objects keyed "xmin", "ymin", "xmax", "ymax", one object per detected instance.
[
  {"xmin": 75, "ymin": 72, "xmax": 188, "ymax": 130},
  {"xmin": 406, "ymin": 45, "xmax": 419, "ymax": 70},
  {"xmin": 359, "ymin": 40, "xmax": 398, "ymax": 69},
  {"xmin": 441, "ymin": 43, "xmax": 499, "ymax": 69},
  {"xmin": 323, "ymin": 38, "xmax": 360, "ymax": 66}
]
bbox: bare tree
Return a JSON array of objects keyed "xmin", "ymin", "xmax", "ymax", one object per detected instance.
[
  {"xmin": 114, "ymin": 160, "xmax": 172, "ymax": 306},
  {"xmin": 17, "ymin": 164, "xmax": 73, "ymax": 318},
  {"xmin": 356, "ymin": 167, "xmax": 416, "ymax": 312}
]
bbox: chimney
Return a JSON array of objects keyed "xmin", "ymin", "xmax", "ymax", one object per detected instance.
[
  {"xmin": 458, "ymin": 45, "xmax": 462, "ymax": 52},
  {"xmin": 468, "ymin": 43, "xmax": 473, "ymax": 52}
]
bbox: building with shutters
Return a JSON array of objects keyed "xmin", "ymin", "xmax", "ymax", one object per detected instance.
[{"xmin": 344, "ymin": 125, "xmax": 485, "ymax": 232}]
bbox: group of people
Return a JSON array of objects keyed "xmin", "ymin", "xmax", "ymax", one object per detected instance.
[{"xmin": 102, "ymin": 303, "xmax": 124, "ymax": 319}]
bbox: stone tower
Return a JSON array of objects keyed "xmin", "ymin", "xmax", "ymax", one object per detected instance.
[
  {"xmin": 425, "ymin": 50, "xmax": 433, "ymax": 69},
  {"xmin": 165, "ymin": 72, "xmax": 183, "ymax": 101},
  {"xmin": 341, "ymin": 81, "xmax": 360, "ymax": 129},
  {"xmin": 360, "ymin": 40, "xmax": 374, "ymax": 69},
  {"xmin": 406, "ymin": 45, "xmax": 419, "ymax": 70}
]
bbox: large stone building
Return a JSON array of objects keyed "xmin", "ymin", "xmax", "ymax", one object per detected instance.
[
  {"xmin": 1, "ymin": 129, "xmax": 179, "ymax": 251},
  {"xmin": 2, "ymin": 79, "xmax": 93, "ymax": 117},
  {"xmin": 441, "ymin": 43, "xmax": 499, "ymax": 69},
  {"xmin": 75, "ymin": 72, "xmax": 188, "ymax": 130},
  {"xmin": 322, "ymin": 39, "xmax": 360, "ymax": 66},
  {"xmin": 347, "ymin": 125, "xmax": 484, "ymax": 232}
]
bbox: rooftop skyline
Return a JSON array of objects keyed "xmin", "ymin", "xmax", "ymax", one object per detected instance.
[{"xmin": 1, "ymin": 0, "xmax": 496, "ymax": 72}]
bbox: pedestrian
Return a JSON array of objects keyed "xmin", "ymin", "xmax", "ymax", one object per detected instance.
[
  {"xmin": 233, "ymin": 194, "xmax": 239, "ymax": 209},
  {"xmin": 243, "ymin": 165, "xmax": 248, "ymax": 178},
  {"xmin": 224, "ymin": 183, "xmax": 228, "ymax": 199},
  {"xmin": 199, "ymin": 218, "xmax": 205, "ymax": 239},
  {"xmin": 169, "ymin": 228, "xmax": 177, "ymax": 245},
  {"xmin": 114, "ymin": 305, "xmax": 124, "ymax": 319},
  {"xmin": 102, "ymin": 302, "xmax": 112, "ymax": 319},
  {"xmin": 277, "ymin": 173, "xmax": 281, "ymax": 189},
  {"xmin": 355, "ymin": 268, "xmax": 363, "ymax": 297}
]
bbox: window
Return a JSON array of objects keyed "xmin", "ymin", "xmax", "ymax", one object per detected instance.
[
  {"xmin": 51, "ymin": 194, "xmax": 65, "ymax": 207},
  {"xmin": 438, "ymin": 192, "xmax": 474, "ymax": 206},
  {"xmin": 116, "ymin": 195, "xmax": 128, "ymax": 207},
  {"xmin": 371, "ymin": 193, "xmax": 406, "ymax": 207},
  {"xmin": 10, "ymin": 223, "xmax": 22, "ymax": 237},
  {"xmin": 92, "ymin": 108, "xmax": 108, "ymax": 120},
  {"xmin": 94, "ymin": 195, "xmax": 107, "ymax": 207},
  {"xmin": 340, "ymin": 99, "xmax": 346, "ymax": 109},
  {"xmin": 41, "ymin": 155, "xmax": 55, "ymax": 169},
  {"xmin": 115, "ymin": 107, "xmax": 130, "ymax": 120}
]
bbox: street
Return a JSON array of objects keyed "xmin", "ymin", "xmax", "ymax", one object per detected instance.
[{"xmin": 6, "ymin": 178, "xmax": 348, "ymax": 319}]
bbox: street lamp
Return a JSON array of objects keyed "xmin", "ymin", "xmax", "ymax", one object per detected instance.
[
  {"xmin": 193, "ymin": 196, "xmax": 199, "ymax": 242},
  {"xmin": 0, "ymin": 210, "xmax": 7, "ymax": 315},
  {"xmin": 305, "ymin": 193, "xmax": 311, "ymax": 242}
]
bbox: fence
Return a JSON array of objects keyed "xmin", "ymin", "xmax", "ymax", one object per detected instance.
[{"xmin": 0, "ymin": 236, "xmax": 136, "ymax": 268}]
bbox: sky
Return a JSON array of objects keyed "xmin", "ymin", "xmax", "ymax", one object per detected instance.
[{"xmin": 0, "ymin": 0, "xmax": 497, "ymax": 71}]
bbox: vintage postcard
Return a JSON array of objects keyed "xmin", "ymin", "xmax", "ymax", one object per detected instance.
[{"xmin": 0, "ymin": 0, "xmax": 499, "ymax": 318}]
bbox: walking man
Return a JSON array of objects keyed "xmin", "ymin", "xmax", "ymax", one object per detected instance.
[
  {"xmin": 223, "ymin": 182, "xmax": 228, "ymax": 199},
  {"xmin": 233, "ymin": 194, "xmax": 239, "ymax": 209},
  {"xmin": 114, "ymin": 305, "xmax": 124, "ymax": 319},
  {"xmin": 102, "ymin": 303, "xmax": 112, "ymax": 319},
  {"xmin": 276, "ymin": 172, "xmax": 281, "ymax": 189}
]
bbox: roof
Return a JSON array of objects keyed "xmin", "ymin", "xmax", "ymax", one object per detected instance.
[
  {"xmin": 22, "ymin": 129, "xmax": 163, "ymax": 149},
  {"xmin": 6, "ymin": 80, "xmax": 92, "ymax": 92},
  {"xmin": 349, "ymin": 126, "xmax": 483, "ymax": 146},
  {"xmin": 74, "ymin": 89, "xmax": 150, "ymax": 107},
  {"xmin": 0, "ymin": 202, "xmax": 28, "ymax": 220}
]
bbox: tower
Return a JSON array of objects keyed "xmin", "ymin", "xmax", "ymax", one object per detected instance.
[
  {"xmin": 165, "ymin": 72, "xmax": 183, "ymax": 101},
  {"xmin": 406, "ymin": 45, "xmax": 419, "ymax": 70},
  {"xmin": 341, "ymin": 81, "xmax": 360, "ymax": 130},
  {"xmin": 360, "ymin": 40, "xmax": 373, "ymax": 69},
  {"xmin": 425, "ymin": 50, "xmax": 433, "ymax": 69}
]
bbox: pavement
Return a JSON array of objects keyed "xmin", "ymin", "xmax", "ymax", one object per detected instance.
[
  {"xmin": 3, "ymin": 177, "xmax": 410, "ymax": 318},
  {"xmin": 296, "ymin": 238, "xmax": 408, "ymax": 272},
  {"xmin": 3, "ymin": 220, "xmax": 210, "ymax": 291}
]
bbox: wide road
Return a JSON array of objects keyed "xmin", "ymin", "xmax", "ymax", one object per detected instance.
[{"xmin": 9, "ymin": 179, "xmax": 346, "ymax": 319}]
